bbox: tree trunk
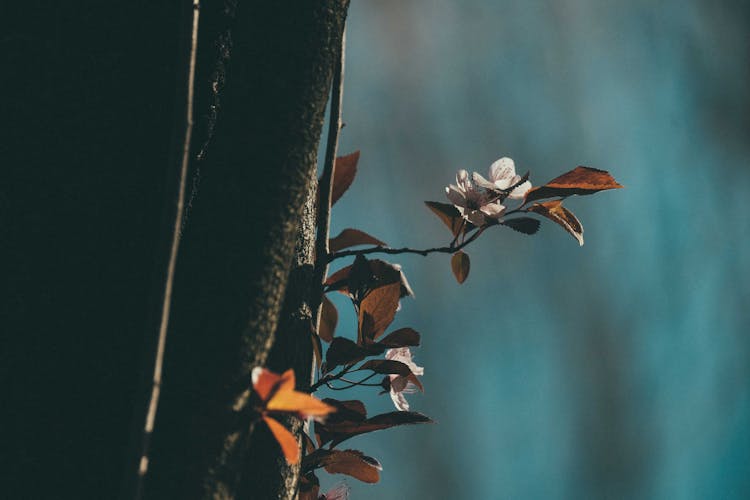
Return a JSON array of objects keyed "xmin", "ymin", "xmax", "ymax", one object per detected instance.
[
  {"xmin": 2, "ymin": 1, "xmax": 348, "ymax": 498},
  {"xmin": 140, "ymin": 1, "xmax": 349, "ymax": 499}
]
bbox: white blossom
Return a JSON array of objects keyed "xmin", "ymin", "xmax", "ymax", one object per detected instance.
[
  {"xmin": 385, "ymin": 347, "xmax": 424, "ymax": 411},
  {"xmin": 472, "ymin": 157, "xmax": 532, "ymax": 199},
  {"xmin": 445, "ymin": 169, "xmax": 505, "ymax": 225}
]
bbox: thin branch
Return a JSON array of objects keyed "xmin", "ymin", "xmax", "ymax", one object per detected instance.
[
  {"xmin": 309, "ymin": 25, "xmax": 346, "ymax": 384},
  {"xmin": 134, "ymin": 1, "xmax": 200, "ymax": 497},
  {"xmin": 328, "ymin": 225, "xmax": 487, "ymax": 262},
  {"xmin": 310, "ymin": 363, "xmax": 353, "ymax": 392}
]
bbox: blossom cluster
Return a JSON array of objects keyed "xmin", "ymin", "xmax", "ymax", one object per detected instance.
[{"xmin": 445, "ymin": 157, "xmax": 531, "ymax": 225}]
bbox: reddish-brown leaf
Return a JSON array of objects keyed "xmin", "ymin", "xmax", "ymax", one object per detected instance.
[
  {"xmin": 324, "ymin": 338, "xmax": 371, "ymax": 372},
  {"xmin": 378, "ymin": 328, "xmax": 421, "ymax": 348},
  {"xmin": 319, "ymin": 295, "xmax": 338, "ymax": 343},
  {"xmin": 528, "ymin": 200, "xmax": 584, "ymax": 246},
  {"xmin": 358, "ymin": 282, "xmax": 401, "ymax": 343},
  {"xmin": 263, "ymin": 416, "xmax": 300, "ymax": 464},
  {"xmin": 322, "ymin": 399, "xmax": 368, "ymax": 421},
  {"xmin": 323, "ymin": 450, "xmax": 382, "ymax": 484},
  {"xmin": 524, "ymin": 166, "xmax": 623, "ymax": 204},
  {"xmin": 331, "ymin": 151, "xmax": 360, "ymax": 205},
  {"xmin": 425, "ymin": 201, "xmax": 464, "ymax": 236},
  {"xmin": 357, "ymin": 359, "xmax": 413, "ymax": 376},
  {"xmin": 325, "ymin": 258, "xmax": 413, "ymax": 300},
  {"xmin": 324, "ymin": 265, "xmax": 351, "ymax": 288},
  {"xmin": 501, "ymin": 217, "xmax": 541, "ymax": 235},
  {"xmin": 319, "ymin": 411, "xmax": 434, "ymax": 448},
  {"xmin": 451, "ymin": 251, "xmax": 470, "ymax": 284},
  {"xmin": 329, "ymin": 228, "xmax": 386, "ymax": 253}
]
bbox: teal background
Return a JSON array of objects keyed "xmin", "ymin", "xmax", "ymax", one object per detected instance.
[{"xmin": 318, "ymin": 1, "xmax": 750, "ymax": 498}]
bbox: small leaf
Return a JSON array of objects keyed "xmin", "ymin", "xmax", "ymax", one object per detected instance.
[
  {"xmin": 252, "ymin": 367, "xmax": 294, "ymax": 402},
  {"xmin": 347, "ymin": 254, "xmax": 374, "ymax": 300},
  {"xmin": 324, "ymin": 265, "xmax": 351, "ymax": 292},
  {"xmin": 329, "ymin": 228, "xmax": 386, "ymax": 253},
  {"xmin": 325, "ymin": 338, "xmax": 370, "ymax": 371},
  {"xmin": 325, "ymin": 258, "xmax": 413, "ymax": 300},
  {"xmin": 451, "ymin": 251, "xmax": 470, "ymax": 284},
  {"xmin": 358, "ymin": 359, "xmax": 413, "ymax": 376},
  {"xmin": 263, "ymin": 416, "xmax": 300, "ymax": 464},
  {"xmin": 358, "ymin": 282, "xmax": 401, "ymax": 343},
  {"xmin": 255, "ymin": 368, "xmax": 336, "ymax": 418},
  {"xmin": 322, "ymin": 399, "xmax": 368, "ymax": 421},
  {"xmin": 528, "ymin": 200, "xmax": 584, "ymax": 246},
  {"xmin": 331, "ymin": 151, "xmax": 360, "ymax": 205},
  {"xmin": 501, "ymin": 217, "xmax": 541, "ymax": 235},
  {"xmin": 378, "ymin": 328, "xmax": 421, "ymax": 348},
  {"xmin": 425, "ymin": 201, "xmax": 463, "ymax": 236},
  {"xmin": 323, "ymin": 450, "xmax": 382, "ymax": 484},
  {"xmin": 319, "ymin": 411, "xmax": 434, "ymax": 448},
  {"xmin": 524, "ymin": 166, "xmax": 622, "ymax": 204},
  {"xmin": 319, "ymin": 295, "xmax": 338, "ymax": 343}
]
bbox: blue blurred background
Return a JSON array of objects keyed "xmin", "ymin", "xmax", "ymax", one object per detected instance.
[{"xmin": 317, "ymin": 1, "xmax": 750, "ymax": 498}]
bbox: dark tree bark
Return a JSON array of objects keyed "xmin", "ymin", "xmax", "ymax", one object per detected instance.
[{"xmin": 2, "ymin": 1, "xmax": 348, "ymax": 498}]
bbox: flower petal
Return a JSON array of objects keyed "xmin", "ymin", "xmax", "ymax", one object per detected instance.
[
  {"xmin": 489, "ymin": 157, "xmax": 516, "ymax": 183},
  {"xmin": 445, "ymin": 185, "xmax": 467, "ymax": 207},
  {"xmin": 508, "ymin": 180, "xmax": 532, "ymax": 199},
  {"xmin": 472, "ymin": 172, "xmax": 496, "ymax": 190},
  {"xmin": 390, "ymin": 389, "xmax": 410, "ymax": 411},
  {"xmin": 456, "ymin": 169, "xmax": 470, "ymax": 188},
  {"xmin": 480, "ymin": 202, "xmax": 506, "ymax": 219}
]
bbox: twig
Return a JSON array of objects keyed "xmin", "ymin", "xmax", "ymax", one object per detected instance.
[
  {"xmin": 134, "ymin": 1, "xmax": 200, "ymax": 497},
  {"xmin": 309, "ymin": 25, "xmax": 346, "ymax": 384},
  {"xmin": 310, "ymin": 364, "xmax": 353, "ymax": 392},
  {"xmin": 328, "ymin": 225, "xmax": 487, "ymax": 262}
]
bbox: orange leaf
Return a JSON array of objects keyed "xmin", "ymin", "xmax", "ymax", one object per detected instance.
[
  {"xmin": 251, "ymin": 368, "xmax": 283, "ymax": 401},
  {"xmin": 263, "ymin": 416, "xmax": 300, "ymax": 464},
  {"xmin": 358, "ymin": 282, "xmax": 401, "ymax": 343},
  {"xmin": 329, "ymin": 228, "xmax": 386, "ymax": 253},
  {"xmin": 331, "ymin": 151, "xmax": 360, "ymax": 205},
  {"xmin": 267, "ymin": 390, "xmax": 336, "ymax": 418},
  {"xmin": 451, "ymin": 251, "xmax": 470, "ymax": 284},
  {"xmin": 528, "ymin": 200, "xmax": 584, "ymax": 246},
  {"xmin": 524, "ymin": 166, "xmax": 622, "ymax": 204},
  {"xmin": 322, "ymin": 450, "xmax": 382, "ymax": 484},
  {"xmin": 319, "ymin": 295, "xmax": 338, "ymax": 343},
  {"xmin": 277, "ymin": 369, "xmax": 295, "ymax": 393}
]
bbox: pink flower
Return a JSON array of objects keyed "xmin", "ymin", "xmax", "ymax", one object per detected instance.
[
  {"xmin": 321, "ymin": 483, "xmax": 350, "ymax": 500},
  {"xmin": 472, "ymin": 157, "xmax": 532, "ymax": 199},
  {"xmin": 385, "ymin": 347, "xmax": 424, "ymax": 411},
  {"xmin": 445, "ymin": 169, "xmax": 505, "ymax": 225}
]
